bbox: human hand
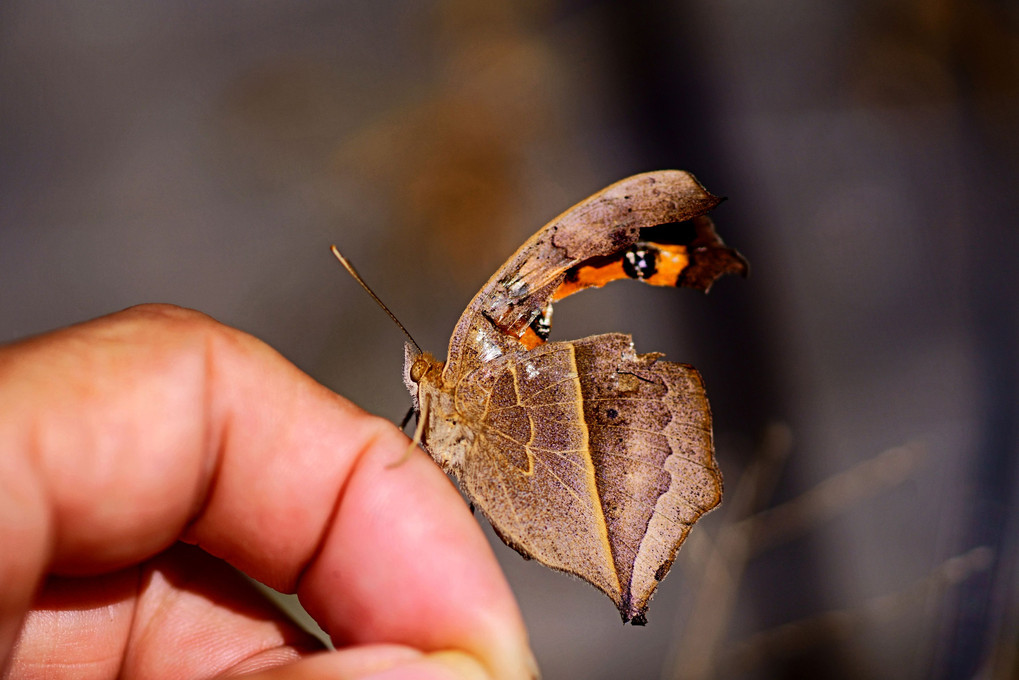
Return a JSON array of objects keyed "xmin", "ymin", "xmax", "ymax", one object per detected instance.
[{"xmin": 0, "ymin": 304, "xmax": 537, "ymax": 679}]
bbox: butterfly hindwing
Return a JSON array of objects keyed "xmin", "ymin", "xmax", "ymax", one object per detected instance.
[{"xmin": 445, "ymin": 333, "xmax": 720, "ymax": 622}]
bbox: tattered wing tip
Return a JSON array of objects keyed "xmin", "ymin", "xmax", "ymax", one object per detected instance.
[
  {"xmin": 679, "ymin": 214, "xmax": 750, "ymax": 292},
  {"xmin": 697, "ymin": 248, "xmax": 751, "ymax": 292}
]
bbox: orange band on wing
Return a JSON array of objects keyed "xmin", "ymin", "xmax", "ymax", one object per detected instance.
[
  {"xmin": 643, "ymin": 243, "xmax": 690, "ymax": 287},
  {"xmin": 518, "ymin": 326, "xmax": 545, "ymax": 350},
  {"xmin": 553, "ymin": 260, "xmax": 628, "ymax": 302},
  {"xmin": 552, "ymin": 243, "xmax": 691, "ymax": 302},
  {"xmin": 514, "ymin": 243, "xmax": 693, "ymax": 350}
]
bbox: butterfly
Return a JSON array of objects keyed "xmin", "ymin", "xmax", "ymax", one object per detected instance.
[{"xmin": 337, "ymin": 171, "xmax": 747, "ymax": 624}]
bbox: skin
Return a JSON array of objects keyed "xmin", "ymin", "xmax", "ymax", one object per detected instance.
[{"xmin": 0, "ymin": 304, "xmax": 537, "ymax": 680}]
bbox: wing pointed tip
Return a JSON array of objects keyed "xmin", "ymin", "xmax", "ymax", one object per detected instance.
[
  {"xmin": 617, "ymin": 592, "xmax": 650, "ymax": 625},
  {"xmin": 620, "ymin": 609, "xmax": 649, "ymax": 626}
]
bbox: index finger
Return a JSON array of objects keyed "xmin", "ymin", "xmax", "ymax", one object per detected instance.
[{"xmin": 0, "ymin": 304, "xmax": 534, "ymax": 679}]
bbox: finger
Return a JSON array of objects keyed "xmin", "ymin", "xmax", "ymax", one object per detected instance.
[
  {"xmin": 0, "ymin": 304, "xmax": 534, "ymax": 678},
  {"xmin": 6, "ymin": 544, "xmax": 321, "ymax": 678}
]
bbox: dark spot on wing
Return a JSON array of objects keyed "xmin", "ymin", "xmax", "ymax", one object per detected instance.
[{"xmin": 622, "ymin": 245, "xmax": 658, "ymax": 280}]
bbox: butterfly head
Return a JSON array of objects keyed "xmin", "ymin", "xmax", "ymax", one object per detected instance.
[{"xmin": 402, "ymin": 342, "xmax": 443, "ymax": 411}]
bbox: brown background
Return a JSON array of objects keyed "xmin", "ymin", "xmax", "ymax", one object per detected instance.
[{"xmin": 2, "ymin": 2, "xmax": 1017, "ymax": 678}]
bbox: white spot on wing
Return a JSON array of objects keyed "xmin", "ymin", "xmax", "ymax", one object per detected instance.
[{"xmin": 476, "ymin": 329, "xmax": 503, "ymax": 362}]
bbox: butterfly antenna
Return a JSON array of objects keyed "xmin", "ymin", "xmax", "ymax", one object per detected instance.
[{"xmin": 330, "ymin": 245, "xmax": 423, "ymax": 355}]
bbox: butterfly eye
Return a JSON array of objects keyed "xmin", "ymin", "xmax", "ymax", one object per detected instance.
[{"xmin": 410, "ymin": 358, "xmax": 429, "ymax": 382}]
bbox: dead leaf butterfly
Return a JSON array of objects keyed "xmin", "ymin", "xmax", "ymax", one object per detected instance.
[{"xmin": 334, "ymin": 170, "xmax": 747, "ymax": 624}]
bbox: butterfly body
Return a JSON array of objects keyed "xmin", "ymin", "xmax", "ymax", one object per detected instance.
[{"xmin": 403, "ymin": 171, "xmax": 747, "ymax": 624}]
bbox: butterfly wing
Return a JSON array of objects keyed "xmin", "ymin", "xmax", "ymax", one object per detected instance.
[
  {"xmin": 451, "ymin": 333, "xmax": 720, "ymax": 623},
  {"xmin": 442, "ymin": 170, "xmax": 745, "ymax": 380},
  {"xmin": 419, "ymin": 170, "xmax": 743, "ymax": 623}
]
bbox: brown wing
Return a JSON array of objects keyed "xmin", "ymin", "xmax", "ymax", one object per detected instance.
[
  {"xmin": 442, "ymin": 171, "xmax": 746, "ymax": 381},
  {"xmin": 452, "ymin": 333, "xmax": 721, "ymax": 623}
]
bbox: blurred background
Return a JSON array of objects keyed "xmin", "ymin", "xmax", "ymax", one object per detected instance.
[{"xmin": 2, "ymin": 1, "xmax": 1017, "ymax": 678}]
